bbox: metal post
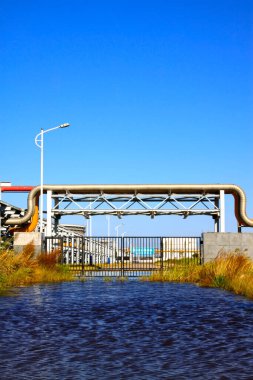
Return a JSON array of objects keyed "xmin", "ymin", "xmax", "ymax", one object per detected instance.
[
  {"xmin": 106, "ymin": 215, "xmax": 110, "ymax": 259},
  {"xmin": 54, "ymin": 198, "xmax": 60, "ymax": 235},
  {"xmin": 160, "ymin": 237, "xmax": 164, "ymax": 271},
  {"xmin": 115, "ymin": 223, "xmax": 123, "ymax": 238},
  {"xmin": 81, "ymin": 237, "xmax": 84, "ymax": 275},
  {"xmin": 86, "ymin": 217, "xmax": 91, "ymax": 236},
  {"xmin": 0, "ymin": 186, "xmax": 1, "ymax": 240},
  {"xmin": 214, "ymin": 197, "xmax": 219, "ymax": 232},
  {"xmin": 35, "ymin": 123, "xmax": 70, "ymax": 235},
  {"xmin": 60, "ymin": 237, "xmax": 64, "ymax": 264},
  {"xmin": 220, "ymin": 190, "xmax": 225, "ymax": 232},
  {"xmin": 121, "ymin": 236, "xmax": 124, "ymax": 277},
  {"xmin": 46, "ymin": 190, "xmax": 52, "ymax": 237},
  {"xmin": 0, "ymin": 182, "xmax": 11, "ymax": 240},
  {"xmin": 89, "ymin": 218, "xmax": 92, "ymax": 237},
  {"xmin": 89, "ymin": 202, "xmax": 92, "ymax": 237},
  {"xmin": 106, "ymin": 215, "xmax": 110, "ymax": 238},
  {"xmin": 214, "ymin": 217, "xmax": 219, "ymax": 232},
  {"xmin": 0, "ymin": 187, "xmax": 2, "ymax": 241},
  {"xmin": 40, "ymin": 128, "xmax": 44, "ymax": 233}
]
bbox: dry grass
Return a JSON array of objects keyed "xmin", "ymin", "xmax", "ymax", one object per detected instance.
[
  {"xmin": 0, "ymin": 244, "xmax": 74, "ymax": 292},
  {"xmin": 199, "ymin": 250, "xmax": 253, "ymax": 298},
  {"xmin": 144, "ymin": 264, "xmax": 201, "ymax": 283},
  {"xmin": 2, "ymin": 245, "xmax": 253, "ymax": 299},
  {"xmin": 145, "ymin": 250, "xmax": 253, "ymax": 299}
]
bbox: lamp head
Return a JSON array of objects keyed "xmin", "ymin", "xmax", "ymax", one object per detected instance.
[{"xmin": 59, "ymin": 123, "xmax": 70, "ymax": 128}]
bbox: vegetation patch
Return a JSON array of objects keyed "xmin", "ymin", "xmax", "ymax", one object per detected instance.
[
  {"xmin": 0, "ymin": 243, "xmax": 74, "ymax": 293},
  {"xmin": 144, "ymin": 250, "xmax": 253, "ymax": 300},
  {"xmin": 1, "ymin": 245, "xmax": 253, "ymax": 300}
]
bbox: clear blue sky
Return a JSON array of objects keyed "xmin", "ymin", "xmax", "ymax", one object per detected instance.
[{"xmin": 1, "ymin": 0, "xmax": 252, "ymax": 235}]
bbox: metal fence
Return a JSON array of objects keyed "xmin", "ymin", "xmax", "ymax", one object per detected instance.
[{"xmin": 44, "ymin": 236, "xmax": 202, "ymax": 277}]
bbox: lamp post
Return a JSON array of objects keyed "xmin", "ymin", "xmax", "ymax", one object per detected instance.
[
  {"xmin": 35, "ymin": 123, "xmax": 70, "ymax": 234},
  {"xmin": 106, "ymin": 215, "xmax": 110, "ymax": 238},
  {"xmin": 115, "ymin": 223, "xmax": 124, "ymax": 238},
  {"xmin": 0, "ymin": 182, "xmax": 12, "ymax": 240}
]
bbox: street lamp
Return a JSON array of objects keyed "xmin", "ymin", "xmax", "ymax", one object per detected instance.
[
  {"xmin": 106, "ymin": 215, "xmax": 110, "ymax": 238},
  {"xmin": 35, "ymin": 123, "xmax": 70, "ymax": 234},
  {"xmin": 115, "ymin": 223, "xmax": 124, "ymax": 238}
]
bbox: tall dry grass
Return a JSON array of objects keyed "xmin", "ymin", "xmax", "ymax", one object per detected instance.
[
  {"xmin": 0, "ymin": 244, "xmax": 73, "ymax": 292},
  {"xmin": 145, "ymin": 250, "xmax": 253, "ymax": 299},
  {"xmin": 198, "ymin": 250, "xmax": 253, "ymax": 298}
]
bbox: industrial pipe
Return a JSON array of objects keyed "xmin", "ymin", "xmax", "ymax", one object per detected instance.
[
  {"xmin": 1, "ymin": 186, "xmax": 34, "ymax": 192},
  {"xmin": 4, "ymin": 184, "xmax": 253, "ymax": 228},
  {"xmin": 9, "ymin": 195, "xmax": 39, "ymax": 233}
]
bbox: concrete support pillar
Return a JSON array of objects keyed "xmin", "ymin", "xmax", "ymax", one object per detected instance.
[
  {"xmin": 46, "ymin": 190, "xmax": 52, "ymax": 237},
  {"xmin": 220, "ymin": 190, "xmax": 225, "ymax": 232}
]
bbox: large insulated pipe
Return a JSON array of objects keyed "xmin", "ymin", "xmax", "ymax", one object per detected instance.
[
  {"xmin": 9, "ymin": 195, "xmax": 39, "ymax": 233},
  {"xmin": 0, "ymin": 185, "xmax": 36, "ymax": 232},
  {"xmin": 4, "ymin": 184, "xmax": 253, "ymax": 227}
]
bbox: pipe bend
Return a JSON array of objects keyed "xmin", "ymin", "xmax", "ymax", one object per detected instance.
[{"xmin": 4, "ymin": 184, "xmax": 253, "ymax": 228}]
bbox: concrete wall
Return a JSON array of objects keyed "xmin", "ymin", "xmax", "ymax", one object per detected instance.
[
  {"xmin": 14, "ymin": 232, "xmax": 43, "ymax": 255},
  {"xmin": 202, "ymin": 233, "xmax": 253, "ymax": 262}
]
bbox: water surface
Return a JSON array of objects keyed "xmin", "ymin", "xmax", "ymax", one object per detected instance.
[{"xmin": 0, "ymin": 281, "xmax": 253, "ymax": 379}]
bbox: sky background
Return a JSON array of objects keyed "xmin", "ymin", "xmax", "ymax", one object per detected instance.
[{"xmin": 1, "ymin": 0, "xmax": 253, "ymax": 236}]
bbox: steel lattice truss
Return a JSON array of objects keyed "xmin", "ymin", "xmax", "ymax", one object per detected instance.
[
  {"xmin": 51, "ymin": 192, "xmax": 221, "ymax": 219},
  {"xmin": 0, "ymin": 200, "xmax": 25, "ymax": 234}
]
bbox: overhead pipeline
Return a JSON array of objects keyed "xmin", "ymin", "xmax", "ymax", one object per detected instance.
[
  {"xmin": 4, "ymin": 184, "xmax": 253, "ymax": 228},
  {"xmin": 0, "ymin": 185, "xmax": 36, "ymax": 232},
  {"xmin": 1, "ymin": 186, "xmax": 34, "ymax": 192},
  {"xmin": 9, "ymin": 195, "xmax": 39, "ymax": 233}
]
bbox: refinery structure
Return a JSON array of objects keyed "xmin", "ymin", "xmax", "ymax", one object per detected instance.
[{"xmin": 0, "ymin": 183, "xmax": 253, "ymax": 275}]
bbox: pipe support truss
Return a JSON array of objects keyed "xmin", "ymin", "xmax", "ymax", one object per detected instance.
[{"xmin": 50, "ymin": 192, "xmax": 221, "ymax": 219}]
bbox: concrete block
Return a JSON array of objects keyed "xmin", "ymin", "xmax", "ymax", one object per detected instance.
[
  {"xmin": 202, "ymin": 232, "xmax": 253, "ymax": 263},
  {"xmin": 216, "ymin": 245, "xmax": 227, "ymax": 254},
  {"xmin": 203, "ymin": 233, "xmax": 218, "ymax": 245},
  {"xmin": 203, "ymin": 245, "xmax": 219, "ymax": 263},
  {"xmin": 14, "ymin": 232, "xmax": 43, "ymax": 255},
  {"xmin": 216, "ymin": 233, "xmax": 229, "ymax": 245},
  {"xmin": 229, "ymin": 233, "xmax": 243, "ymax": 246}
]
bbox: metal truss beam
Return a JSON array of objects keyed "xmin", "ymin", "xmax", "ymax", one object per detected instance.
[{"xmin": 50, "ymin": 192, "xmax": 220, "ymax": 219}]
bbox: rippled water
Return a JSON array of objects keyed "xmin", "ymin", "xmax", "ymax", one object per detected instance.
[{"xmin": 0, "ymin": 281, "xmax": 253, "ymax": 379}]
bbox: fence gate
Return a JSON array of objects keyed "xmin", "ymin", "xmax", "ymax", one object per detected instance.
[{"xmin": 44, "ymin": 236, "xmax": 202, "ymax": 277}]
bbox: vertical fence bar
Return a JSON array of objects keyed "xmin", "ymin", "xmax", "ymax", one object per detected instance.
[
  {"xmin": 81, "ymin": 237, "xmax": 84, "ymax": 275},
  {"xmin": 186, "ymin": 237, "xmax": 189, "ymax": 265},
  {"xmin": 122, "ymin": 236, "xmax": 124, "ymax": 277},
  {"xmin": 43, "ymin": 235, "xmax": 202, "ymax": 277},
  {"xmin": 60, "ymin": 237, "xmax": 64, "ymax": 264},
  {"xmin": 160, "ymin": 237, "xmax": 163, "ymax": 271},
  {"xmin": 199, "ymin": 237, "xmax": 203, "ymax": 265}
]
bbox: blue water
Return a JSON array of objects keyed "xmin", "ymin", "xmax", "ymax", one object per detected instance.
[{"xmin": 0, "ymin": 281, "xmax": 253, "ymax": 379}]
